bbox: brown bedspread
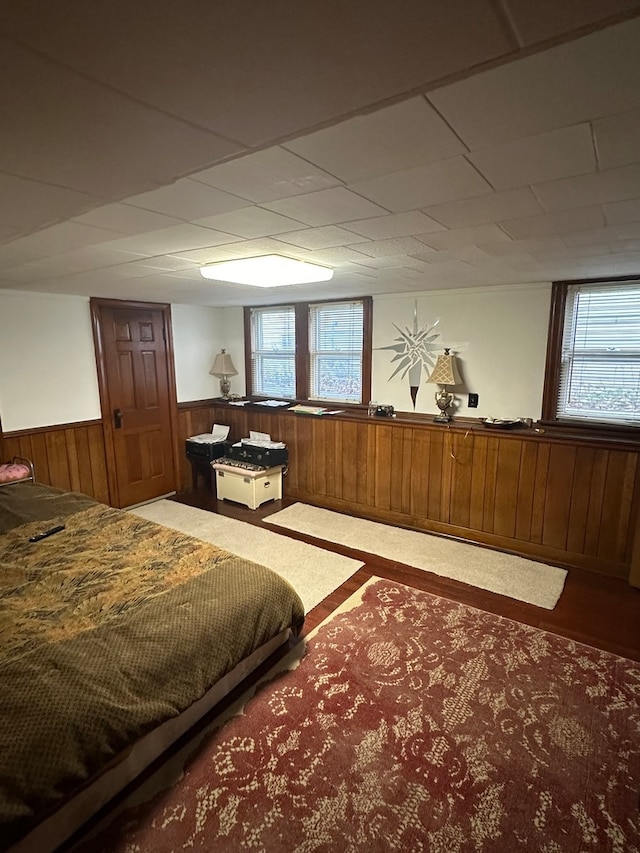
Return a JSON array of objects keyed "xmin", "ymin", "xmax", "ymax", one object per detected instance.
[
  {"xmin": 0, "ymin": 482, "xmax": 96, "ymax": 535},
  {"xmin": 0, "ymin": 487, "xmax": 304, "ymax": 847}
]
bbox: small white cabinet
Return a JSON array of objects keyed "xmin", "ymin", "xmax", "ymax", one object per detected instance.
[{"xmin": 211, "ymin": 462, "xmax": 283, "ymax": 510}]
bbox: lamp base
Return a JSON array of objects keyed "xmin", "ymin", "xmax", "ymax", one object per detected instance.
[
  {"xmin": 219, "ymin": 376, "xmax": 231, "ymax": 399},
  {"xmin": 433, "ymin": 388, "xmax": 454, "ymax": 424}
]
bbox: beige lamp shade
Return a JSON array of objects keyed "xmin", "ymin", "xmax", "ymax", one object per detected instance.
[
  {"xmin": 426, "ymin": 349, "xmax": 461, "ymax": 386},
  {"xmin": 210, "ymin": 349, "xmax": 238, "ymax": 378}
]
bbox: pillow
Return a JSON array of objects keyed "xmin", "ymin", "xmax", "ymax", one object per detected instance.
[{"xmin": 0, "ymin": 463, "xmax": 32, "ymax": 484}]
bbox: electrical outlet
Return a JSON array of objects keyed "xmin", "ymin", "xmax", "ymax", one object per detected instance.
[{"xmin": 468, "ymin": 393, "xmax": 479, "ymax": 408}]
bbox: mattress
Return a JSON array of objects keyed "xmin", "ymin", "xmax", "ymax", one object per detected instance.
[{"xmin": 0, "ymin": 484, "xmax": 305, "ymax": 848}]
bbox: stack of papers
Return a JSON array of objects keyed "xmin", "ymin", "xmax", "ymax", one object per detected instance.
[
  {"xmin": 187, "ymin": 423, "xmax": 230, "ymax": 443},
  {"xmin": 288, "ymin": 405, "xmax": 345, "ymax": 416}
]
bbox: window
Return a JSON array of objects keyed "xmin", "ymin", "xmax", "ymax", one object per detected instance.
[
  {"xmin": 308, "ymin": 301, "xmax": 364, "ymax": 403},
  {"xmin": 543, "ymin": 279, "xmax": 640, "ymax": 426},
  {"xmin": 246, "ymin": 297, "xmax": 371, "ymax": 404},
  {"xmin": 249, "ymin": 305, "xmax": 296, "ymax": 398}
]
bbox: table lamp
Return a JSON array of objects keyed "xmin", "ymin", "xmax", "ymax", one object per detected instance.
[
  {"xmin": 210, "ymin": 349, "xmax": 238, "ymax": 399},
  {"xmin": 426, "ymin": 348, "xmax": 462, "ymax": 423}
]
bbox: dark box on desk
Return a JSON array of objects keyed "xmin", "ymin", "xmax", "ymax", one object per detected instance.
[
  {"xmin": 226, "ymin": 443, "xmax": 288, "ymax": 468},
  {"xmin": 185, "ymin": 439, "xmax": 227, "ymax": 462}
]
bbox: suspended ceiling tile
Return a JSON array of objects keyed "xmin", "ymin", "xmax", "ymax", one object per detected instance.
[
  {"xmin": 477, "ymin": 235, "xmax": 565, "ymax": 256},
  {"xmin": 191, "ymin": 147, "xmax": 342, "ymax": 203},
  {"xmin": 262, "ymin": 187, "xmax": 388, "ymax": 227},
  {"xmin": 128, "ymin": 256, "xmax": 201, "ymax": 272},
  {"xmin": 125, "ymin": 179, "xmax": 248, "ymax": 221},
  {"xmin": 0, "ymin": 240, "xmax": 54, "ymax": 269},
  {"xmin": 0, "ymin": 41, "xmax": 240, "ymax": 202},
  {"xmin": 563, "ymin": 222, "xmax": 640, "ymax": 247},
  {"xmin": 592, "ymin": 109, "xmax": 640, "ymax": 169},
  {"xmin": 604, "ymin": 198, "xmax": 640, "ymax": 225},
  {"xmin": 423, "ymin": 188, "xmax": 544, "ymax": 229},
  {"xmin": 533, "ymin": 164, "xmax": 640, "ymax": 210},
  {"xmin": 103, "ymin": 224, "xmax": 241, "ymax": 256},
  {"xmin": 0, "ymin": 264, "xmax": 62, "ymax": 283},
  {"xmin": 0, "ymin": 226, "xmax": 20, "ymax": 243},
  {"xmin": 0, "ymin": 173, "xmax": 101, "ymax": 230},
  {"xmin": 282, "ymin": 97, "xmax": 467, "ymax": 183},
  {"xmin": 275, "ymin": 226, "xmax": 370, "ymax": 251},
  {"xmin": 190, "ymin": 237, "xmax": 309, "ymax": 264},
  {"xmin": 2, "ymin": 1, "xmax": 514, "ymax": 146},
  {"xmin": 530, "ymin": 244, "xmax": 612, "ymax": 261},
  {"xmin": 351, "ymin": 157, "xmax": 492, "ymax": 212},
  {"xmin": 419, "ymin": 224, "xmax": 512, "ymax": 251},
  {"xmin": 299, "ymin": 246, "xmax": 377, "ymax": 266},
  {"xmin": 4, "ymin": 245, "xmax": 151, "ymax": 278},
  {"xmin": 611, "ymin": 240, "xmax": 640, "ymax": 254},
  {"xmin": 341, "ymin": 211, "xmax": 446, "ymax": 240},
  {"xmin": 72, "ymin": 203, "xmax": 184, "ymax": 235},
  {"xmin": 193, "ymin": 207, "xmax": 307, "ymax": 239},
  {"xmin": 349, "ymin": 236, "xmax": 433, "ymax": 259},
  {"xmin": 421, "ymin": 246, "xmax": 492, "ymax": 265},
  {"xmin": 104, "ymin": 262, "xmax": 179, "ymax": 280},
  {"xmin": 503, "ymin": 0, "xmax": 640, "ymax": 45},
  {"xmin": 469, "ymin": 124, "xmax": 597, "ymax": 191},
  {"xmin": 428, "ymin": 18, "xmax": 640, "ymax": 149},
  {"xmin": 346, "ymin": 254, "xmax": 424, "ymax": 270},
  {"xmin": 2, "ymin": 220, "xmax": 123, "ymax": 256},
  {"xmin": 499, "ymin": 206, "xmax": 606, "ymax": 240}
]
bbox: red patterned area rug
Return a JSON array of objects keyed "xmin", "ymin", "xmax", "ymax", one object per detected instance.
[{"xmin": 79, "ymin": 578, "xmax": 640, "ymax": 853}]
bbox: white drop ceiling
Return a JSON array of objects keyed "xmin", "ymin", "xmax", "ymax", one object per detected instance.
[{"xmin": 1, "ymin": 1, "xmax": 640, "ymax": 306}]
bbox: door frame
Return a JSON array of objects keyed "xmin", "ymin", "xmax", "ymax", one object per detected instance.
[{"xmin": 90, "ymin": 297, "xmax": 181, "ymax": 507}]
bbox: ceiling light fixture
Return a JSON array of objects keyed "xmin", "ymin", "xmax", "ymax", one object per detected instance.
[{"xmin": 200, "ymin": 254, "xmax": 334, "ymax": 287}]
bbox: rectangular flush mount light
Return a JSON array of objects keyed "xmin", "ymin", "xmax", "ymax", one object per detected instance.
[{"xmin": 200, "ymin": 254, "xmax": 333, "ymax": 287}]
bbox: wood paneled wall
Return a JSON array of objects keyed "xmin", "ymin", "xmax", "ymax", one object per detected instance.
[
  {"xmin": 180, "ymin": 402, "xmax": 640, "ymax": 582},
  {"xmin": 5, "ymin": 406, "xmax": 638, "ymax": 583},
  {"xmin": 3, "ymin": 420, "xmax": 110, "ymax": 505}
]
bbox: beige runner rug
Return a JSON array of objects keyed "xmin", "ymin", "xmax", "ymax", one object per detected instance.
[
  {"xmin": 265, "ymin": 502, "xmax": 567, "ymax": 609},
  {"xmin": 129, "ymin": 500, "xmax": 363, "ymax": 612}
]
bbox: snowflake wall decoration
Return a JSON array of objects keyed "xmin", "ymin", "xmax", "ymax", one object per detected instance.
[{"xmin": 378, "ymin": 302, "xmax": 442, "ymax": 409}]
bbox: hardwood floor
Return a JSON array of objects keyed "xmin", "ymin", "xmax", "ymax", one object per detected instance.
[{"xmin": 174, "ymin": 487, "xmax": 640, "ymax": 663}]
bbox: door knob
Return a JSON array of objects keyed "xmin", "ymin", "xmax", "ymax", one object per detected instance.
[{"xmin": 114, "ymin": 408, "xmax": 123, "ymax": 429}]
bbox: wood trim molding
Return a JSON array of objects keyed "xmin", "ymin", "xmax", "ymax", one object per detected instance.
[
  {"xmin": 541, "ymin": 280, "xmax": 565, "ymax": 421},
  {"xmin": 3, "ymin": 418, "xmax": 103, "ymax": 436}
]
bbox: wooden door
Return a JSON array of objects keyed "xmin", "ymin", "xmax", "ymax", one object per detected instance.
[{"xmin": 92, "ymin": 301, "xmax": 178, "ymax": 508}]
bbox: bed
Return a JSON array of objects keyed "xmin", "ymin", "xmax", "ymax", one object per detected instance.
[{"xmin": 0, "ymin": 483, "xmax": 305, "ymax": 853}]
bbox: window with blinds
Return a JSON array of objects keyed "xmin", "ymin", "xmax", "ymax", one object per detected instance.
[
  {"xmin": 249, "ymin": 305, "xmax": 296, "ymax": 398},
  {"xmin": 558, "ymin": 280, "xmax": 640, "ymax": 424},
  {"xmin": 309, "ymin": 301, "xmax": 364, "ymax": 403},
  {"xmin": 247, "ymin": 298, "xmax": 370, "ymax": 403}
]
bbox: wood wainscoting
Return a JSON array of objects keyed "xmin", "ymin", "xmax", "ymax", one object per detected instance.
[
  {"xmin": 5, "ymin": 405, "xmax": 638, "ymax": 584},
  {"xmin": 3, "ymin": 420, "xmax": 110, "ymax": 505},
  {"xmin": 179, "ymin": 401, "xmax": 640, "ymax": 583}
]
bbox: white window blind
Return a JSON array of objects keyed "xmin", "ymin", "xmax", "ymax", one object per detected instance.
[
  {"xmin": 558, "ymin": 281, "xmax": 640, "ymax": 424},
  {"xmin": 309, "ymin": 301, "xmax": 363, "ymax": 403},
  {"xmin": 250, "ymin": 306, "xmax": 296, "ymax": 398}
]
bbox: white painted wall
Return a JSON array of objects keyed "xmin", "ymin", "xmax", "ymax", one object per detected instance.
[
  {"xmin": 0, "ymin": 290, "xmax": 102, "ymax": 431},
  {"xmin": 0, "ymin": 284, "xmax": 550, "ymax": 432},
  {"xmin": 171, "ymin": 304, "xmax": 245, "ymax": 402},
  {"xmin": 372, "ymin": 283, "xmax": 551, "ymax": 421}
]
